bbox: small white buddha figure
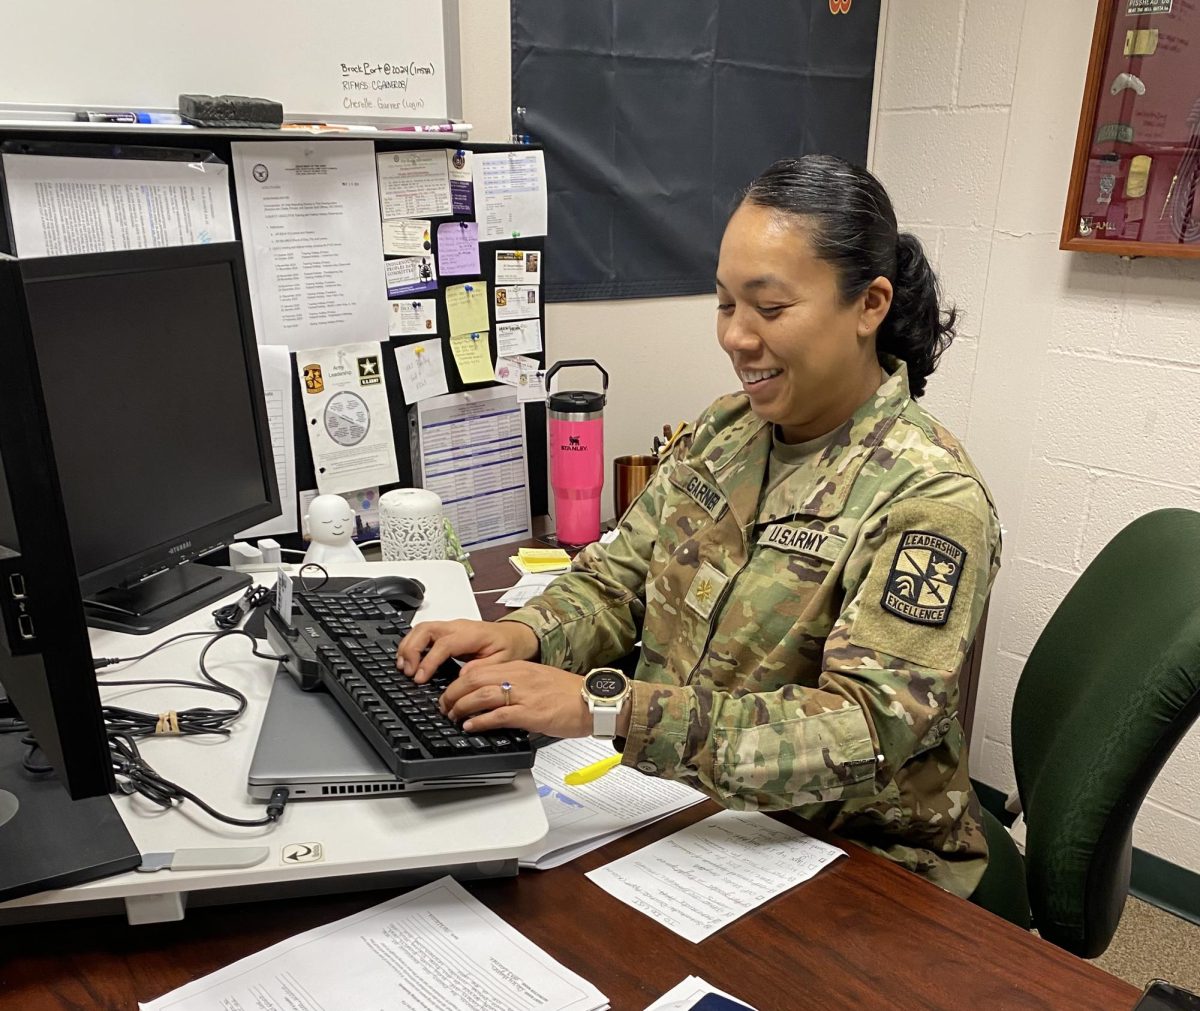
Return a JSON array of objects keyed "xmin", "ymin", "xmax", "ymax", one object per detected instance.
[{"xmin": 302, "ymin": 495, "xmax": 366, "ymax": 566}]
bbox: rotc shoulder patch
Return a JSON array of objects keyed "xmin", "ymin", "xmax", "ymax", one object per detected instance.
[{"xmin": 880, "ymin": 530, "xmax": 966, "ymax": 626}]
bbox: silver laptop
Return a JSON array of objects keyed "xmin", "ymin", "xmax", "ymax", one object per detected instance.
[{"xmin": 247, "ymin": 672, "xmax": 516, "ymax": 801}]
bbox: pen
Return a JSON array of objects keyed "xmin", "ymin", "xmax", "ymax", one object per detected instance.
[
  {"xmin": 75, "ymin": 110, "xmax": 184, "ymax": 125},
  {"xmin": 564, "ymin": 753, "xmax": 622, "ymax": 785}
]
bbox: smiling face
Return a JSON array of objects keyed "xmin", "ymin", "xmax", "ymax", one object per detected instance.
[
  {"xmin": 307, "ymin": 495, "xmax": 354, "ymax": 546},
  {"xmin": 716, "ymin": 202, "xmax": 893, "ymax": 443}
]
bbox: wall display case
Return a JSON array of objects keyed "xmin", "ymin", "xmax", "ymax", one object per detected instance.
[{"xmin": 1061, "ymin": 0, "xmax": 1200, "ymax": 258}]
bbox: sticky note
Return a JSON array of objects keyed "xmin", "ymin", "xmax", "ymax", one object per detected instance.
[
  {"xmin": 446, "ymin": 282, "xmax": 491, "ymax": 336},
  {"xmin": 437, "ymin": 221, "xmax": 481, "ymax": 276},
  {"xmin": 450, "ymin": 333, "xmax": 495, "ymax": 384}
]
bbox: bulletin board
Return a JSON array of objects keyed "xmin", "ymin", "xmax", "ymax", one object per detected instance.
[
  {"xmin": 0, "ymin": 127, "xmax": 550, "ymax": 551},
  {"xmin": 1061, "ymin": 0, "xmax": 1200, "ymax": 257}
]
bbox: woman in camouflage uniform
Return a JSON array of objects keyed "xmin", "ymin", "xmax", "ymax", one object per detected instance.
[{"xmin": 399, "ymin": 155, "xmax": 1001, "ymax": 897}]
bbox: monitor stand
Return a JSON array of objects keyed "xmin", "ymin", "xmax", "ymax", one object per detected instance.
[
  {"xmin": 0, "ymin": 736, "xmax": 141, "ymax": 905},
  {"xmin": 85, "ymin": 562, "xmax": 251, "ymax": 635}
]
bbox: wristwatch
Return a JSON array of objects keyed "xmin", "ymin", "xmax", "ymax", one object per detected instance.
[{"xmin": 580, "ymin": 667, "xmax": 631, "ymax": 740}]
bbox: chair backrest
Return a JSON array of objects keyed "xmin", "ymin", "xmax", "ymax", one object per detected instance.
[{"xmin": 1012, "ymin": 508, "xmax": 1200, "ymax": 957}]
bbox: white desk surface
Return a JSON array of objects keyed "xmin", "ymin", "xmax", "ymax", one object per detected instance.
[{"xmin": 1, "ymin": 560, "xmax": 547, "ymax": 921}]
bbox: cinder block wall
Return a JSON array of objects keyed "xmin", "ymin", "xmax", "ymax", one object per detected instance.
[
  {"xmin": 460, "ymin": 0, "xmax": 1200, "ymax": 873},
  {"xmin": 875, "ymin": 0, "xmax": 1200, "ymax": 874}
]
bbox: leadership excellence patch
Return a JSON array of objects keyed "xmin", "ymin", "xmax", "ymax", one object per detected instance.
[{"xmin": 880, "ymin": 530, "xmax": 966, "ymax": 627}]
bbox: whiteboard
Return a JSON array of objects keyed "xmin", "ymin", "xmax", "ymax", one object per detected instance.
[{"xmin": 0, "ymin": 0, "xmax": 462, "ymax": 124}]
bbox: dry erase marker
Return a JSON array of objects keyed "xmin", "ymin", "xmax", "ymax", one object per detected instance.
[
  {"xmin": 564, "ymin": 753, "xmax": 622, "ymax": 785},
  {"xmin": 75, "ymin": 110, "xmax": 137, "ymax": 123}
]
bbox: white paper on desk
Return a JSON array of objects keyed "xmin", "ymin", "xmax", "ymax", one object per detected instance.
[
  {"xmin": 377, "ymin": 148, "xmax": 452, "ymax": 219},
  {"xmin": 646, "ymin": 976, "xmax": 756, "ymax": 1011},
  {"xmin": 237, "ymin": 345, "xmax": 298, "ymax": 538},
  {"xmin": 498, "ymin": 571, "xmax": 559, "ymax": 607},
  {"xmin": 297, "ymin": 342, "xmax": 399, "ymax": 495},
  {"xmin": 474, "ymin": 150, "xmax": 548, "ymax": 241},
  {"xmin": 523, "ymin": 738, "xmax": 704, "ymax": 869},
  {"xmin": 586, "ymin": 810, "xmax": 844, "ymax": 943},
  {"xmin": 233, "ymin": 141, "xmax": 388, "ymax": 351},
  {"xmin": 139, "ymin": 876, "xmax": 608, "ymax": 1011},
  {"xmin": 414, "ymin": 386, "xmax": 532, "ymax": 551},
  {"xmin": 394, "ymin": 339, "xmax": 450, "ymax": 404},
  {"xmin": 1, "ymin": 152, "xmax": 234, "ymax": 257}
]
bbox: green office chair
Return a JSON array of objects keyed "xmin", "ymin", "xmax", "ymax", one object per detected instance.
[{"xmin": 968, "ymin": 508, "xmax": 1200, "ymax": 957}]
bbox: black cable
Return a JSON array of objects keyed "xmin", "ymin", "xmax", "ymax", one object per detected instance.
[
  {"xmin": 212, "ymin": 583, "xmax": 276, "ymax": 630},
  {"xmin": 108, "ymin": 732, "xmax": 288, "ymax": 827},
  {"xmin": 93, "ymin": 629, "xmax": 219, "ymax": 670},
  {"xmin": 298, "ymin": 562, "xmax": 329, "ymax": 592}
]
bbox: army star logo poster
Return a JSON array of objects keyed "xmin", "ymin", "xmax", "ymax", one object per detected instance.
[{"xmin": 881, "ymin": 531, "xmax": 966, "ymax": 626}]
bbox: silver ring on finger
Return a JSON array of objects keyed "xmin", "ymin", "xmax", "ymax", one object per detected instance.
[{"xmin": 501, "ymin": 680, "xmax": 513, "ymax": 707}]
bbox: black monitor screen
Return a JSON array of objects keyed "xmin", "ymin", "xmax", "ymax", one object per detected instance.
[{"xmin": 22, "ymin": 258, "xmax": 271, "ymax": 583}]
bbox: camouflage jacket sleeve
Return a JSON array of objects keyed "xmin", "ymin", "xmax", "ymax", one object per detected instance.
[
  {"xmin": 496, "ymin": 434, "xmax": 693, "ymax": 671},
  {"xmin": 620, "ymin": 473, "xmax": 1000, "ymax": 811}
]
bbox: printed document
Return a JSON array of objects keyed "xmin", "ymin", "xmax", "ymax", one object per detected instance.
[
  {"xmin": 233, "ymin": 141, "xmax": 389, "ymax": 351},
  {"xmin": 139, "ymin": 876, "xmax": 608, "ymax": 1011},
  {"xmin": 586, "ymin": 810, "xmax": 844, "ymax": 943},
  {"xmin": 646, "ymin": 977, "xmax": 755, "ymax": 1010},
  {"xmin": 297, "ymin": 342, "xmax": 399, "ymax": 495},
  {"xmin": 237, "ymin": 345, "xmax": 298, "ymax": 538},
  {"xmin": 1, "ymin": 152, "xmax": 234, "ymax": 257},
  {"xmin": 377, "ymin": 148, "xmax": 453, "ymax": 219},
  {"xmin": 524, "ymin": 738, "xmax": 705, "ymax": 869},
  {"xmin": 414, "ymin": 387, "xmax": 532, "ymax": 550},
  {"xmin": 474, "ymin": 150, "xmax": 548, "ymax": 241}
]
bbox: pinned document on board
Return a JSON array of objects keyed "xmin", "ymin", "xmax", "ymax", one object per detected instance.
[
  {"xmin": 297, "ymin": 342, "xmax": 399, "ymax": 495},
  {"xmin": 413, "ymin": 387, "xmax": 533, "ymax": 550},
  {"xmin": 496, "ymin": 354, "xmax": 546, "ymax": 403},
  {"xmin": 237, "ymin": 345, "xmax": 298, "ymax": 538},
  {"xmin": 449, "ymin": 332, "xmax": 495, "ymax": 383},
  {"xmin": 474, "ymin": 150, "xmax": 548, "ymax": 241},
  {"xmin": 436, "ymin": 221, "xmax": 481, "ymax": 275},
  {"xmin": 447, "ymin": 148, "xmax": 474, "ymax": 214},
  {"xmin": 385, "ymin": 255, "xmax": 438, "ymax": 297},
  {"xmin": 496, "ymin": 248, "xmax": 542, "ymax": 285},
  {"xmin": 445, "ymin": 282, "xmax": 490, "ymax": 336},
  {"xmin": 394, "ymin": 340, "xmax": 450, "ymax": 403},
  {"xmin": 381, "ymin": 218, "xmax": 432, "ymax": 257},
  {"xmin": 376, "ymin": 149, "xmax": 452, "ymax": 219},
  {"xmin": 232, "ymin": 141, "xmax": 388, "ymax": 351},
  {"xmin": 388, "ymin": 298, "xmax": 437, "ymax": 337},
  {"xmin": 1, "ymin": 151, "xmax": 235, "ymax": 257},
  {"xmin": 496, "ymin": 319, "xmax": 542, "ymax": 357},
  {"xmin": 495, "ymin": 285, "xmax": 541, "ymax": 322}
]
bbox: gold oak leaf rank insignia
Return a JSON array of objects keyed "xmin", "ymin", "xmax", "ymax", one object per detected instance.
[{"xmin": 880, "ymin": 530, "xmax": 966, "ymax": 627}]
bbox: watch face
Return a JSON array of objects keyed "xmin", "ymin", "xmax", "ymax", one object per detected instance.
[{"xmin": 585, "ymin": 670, "xmax": 626, "ymax": 699}]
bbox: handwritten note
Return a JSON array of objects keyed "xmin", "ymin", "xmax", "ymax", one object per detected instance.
[
  {"xmin": 445, "ymin": 282, "xmax": 490, "ymax": 336},
  {"xmin": 437, "ymin": 221, "xmax": 480, "ymax": 276},
  {"xmin": 394, "ymin": 340, "xmax": 450, "ymax": 404},
  {"xmin": 450, "ymin": 332, "xmax": 495, "ymax": 384}
]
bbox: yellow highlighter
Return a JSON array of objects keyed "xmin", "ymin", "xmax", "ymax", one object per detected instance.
[{"xmin": 564, "ymin": 753, "xmax": 622, "ymax": 786}]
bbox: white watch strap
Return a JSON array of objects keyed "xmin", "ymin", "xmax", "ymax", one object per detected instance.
[{"xmin": 591, "ymin": 700, "xmax": 619, "ymax": 739}]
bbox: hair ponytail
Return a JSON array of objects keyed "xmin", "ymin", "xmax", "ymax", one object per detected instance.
[
  {"xmin": 742, "ymin": 156, "xmax": 957, "ymax": 398},
  {"xmin": 876, "ymin": 233, "xmax": 956, "ymax": 397}
]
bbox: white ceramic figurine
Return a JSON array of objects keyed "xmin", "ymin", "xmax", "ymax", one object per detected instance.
[{"xmin": 302, "ymin": 495, "xmax": 366, "ymax": 566}]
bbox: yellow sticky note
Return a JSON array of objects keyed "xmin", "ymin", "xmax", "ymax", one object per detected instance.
[
  {"xmin": 450, "ymin": 332, "xmax": 495, "ymax": 384},
  {"xmin": 446, "ymin": 282, "xmax": 491, "ymax": 337}
]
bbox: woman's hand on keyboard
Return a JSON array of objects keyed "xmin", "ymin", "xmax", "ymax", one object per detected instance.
[
  {"xmin": 397, "ymin": 619, "xmax": 539, "ymax": 683},
  {"xmin": 440, "ymin": 660, "xmax": 594, "ymax": 739}
]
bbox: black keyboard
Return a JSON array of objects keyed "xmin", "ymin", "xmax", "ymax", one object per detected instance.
[{"xmin": 264, "ymin": 588, "xmax": 533, "ymax": 783}]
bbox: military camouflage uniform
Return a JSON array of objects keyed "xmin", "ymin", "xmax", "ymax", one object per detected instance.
[{"xmin": 502, "ymin": 361, "xmax": 1001, "ymax": 897}]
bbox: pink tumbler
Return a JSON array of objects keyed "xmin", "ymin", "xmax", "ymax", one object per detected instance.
[{"xmin": 545, "ymin": 359, "xmax": 609, "ymax": 546}]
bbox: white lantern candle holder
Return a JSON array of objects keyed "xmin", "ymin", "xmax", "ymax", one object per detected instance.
[{"xmin": 379, "ymin": 489, "xmax": 446, "ymax": 561}]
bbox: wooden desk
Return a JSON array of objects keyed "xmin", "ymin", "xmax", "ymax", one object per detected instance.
[{"xmin": 2, "ymin": 544, "xmax": 1138, "ymax": 1011}]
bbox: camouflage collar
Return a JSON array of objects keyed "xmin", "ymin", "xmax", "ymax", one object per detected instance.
[{"xmin": 700, "ymin": 361, "xmax": 912, "ymax": 524}]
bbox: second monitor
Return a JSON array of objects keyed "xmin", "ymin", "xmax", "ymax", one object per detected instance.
[{"xmin": 15, "ymin": 242, "xmax": 280, "ymax": 633}]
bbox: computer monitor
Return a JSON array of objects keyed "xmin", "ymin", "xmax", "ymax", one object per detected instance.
[{"xmin": 13, "ymin": 242, "xmax": 281, "ymax": 634}]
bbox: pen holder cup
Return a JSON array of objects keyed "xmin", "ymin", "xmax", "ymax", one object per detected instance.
[
  {"xmin": 612, "ymin": 455, "xmax": 658, "ymax": 520},
  {"xmin": 379, "ymin": 489, "xmax": 446, "ymax": 561}
]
